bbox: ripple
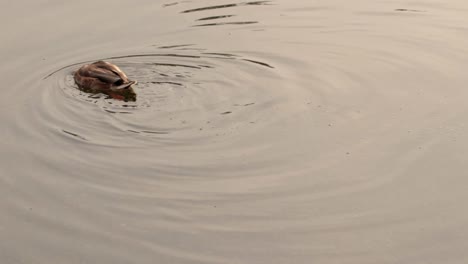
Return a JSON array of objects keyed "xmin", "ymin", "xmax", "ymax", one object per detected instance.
[
  {"xmin": 181, "ymin": 1, "xmax": 272, "ymax": 14},
  {"xmin": 40, "ymin": 46, "xmax": 282, "ymax": 150},
  {"xmin": 177, "ymin": 0, "xmax": 272, "ymax": 27},
  {"xmin": 194, "ymin": 21, "xmax": 258, "ymax": 27},
  {"xmin": 197, "ymin": 15, "xmax": 236, "ymax": 21}
]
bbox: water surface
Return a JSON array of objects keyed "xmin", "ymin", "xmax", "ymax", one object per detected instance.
[{"xmin": 1, "ymin": 0, "xmax": 468, "ymax": 263}]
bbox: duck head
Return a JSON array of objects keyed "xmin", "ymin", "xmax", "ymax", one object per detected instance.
[{"xmin": 107, "ymin": 80, "xmax": 137, "ymax": 101}]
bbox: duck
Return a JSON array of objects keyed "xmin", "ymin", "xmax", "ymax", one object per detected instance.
[{"xmin": 74, "ymin": 61, "xmax": 138, "ymax": 101}]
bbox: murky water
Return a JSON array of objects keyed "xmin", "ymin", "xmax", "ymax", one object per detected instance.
[{"xmin": 2, "ymin": 0, "xmax": 468, "ymax": 263}]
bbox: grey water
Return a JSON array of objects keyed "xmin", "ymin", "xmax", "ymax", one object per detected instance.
[{"xmin": 2, "ymin": 0, "xmax": 468, "ymax": 263}]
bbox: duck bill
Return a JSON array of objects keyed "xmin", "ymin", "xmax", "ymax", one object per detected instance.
[{"xmin": 111, "ymin": 80, "xmax": 137, "ymax": 91}]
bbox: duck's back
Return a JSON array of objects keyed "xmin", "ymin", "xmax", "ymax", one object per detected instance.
[
  {"xmin": 76, "ymin": 61, "xmax": 129, "ymax": 85},
  {"xmin": 92, "ymin": 61, "xmax": 129, "ymax": 83}
]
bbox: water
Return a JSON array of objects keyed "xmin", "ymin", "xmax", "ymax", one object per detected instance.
[{"xmin": 2, "ymin": 0, "xmax": 468, "ymax": 263}]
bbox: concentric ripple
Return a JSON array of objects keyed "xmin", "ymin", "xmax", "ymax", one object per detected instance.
[{"xmin": 39, "ymin": 47, "xmax": 289, "ymax": 150}]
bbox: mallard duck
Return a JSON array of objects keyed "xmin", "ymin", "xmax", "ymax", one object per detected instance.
[{"xmin": 74, "ymin": 61, "xmax": 137, "ymax": 101}]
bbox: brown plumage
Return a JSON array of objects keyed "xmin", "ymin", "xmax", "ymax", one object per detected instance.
[{"xmin": 74, "ymin": 61, "xmax": 137, "ymax": 101}]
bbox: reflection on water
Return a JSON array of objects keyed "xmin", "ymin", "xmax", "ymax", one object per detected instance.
[
  {"xmin": 197, "ymin": 15, "xmax": 236, "ymax": 21},
  {"xmin": 394, "ymin": 8, "xmax": 425, "ymax": 12},
  {"xmin": 2, "ymin": 0, "xmax": 468, "ymax": 263},
  {"xmin": 62, "ymin": 129, "xmax": 88, "ymax": 141},
  {"xmin": 180, "ymin": 1, "xmax": 271, "ymax": 13},
  {"xmin": 194, "ymin": 21, "xmax": 258, "ymax": 27},
  {"xmin": 178, "ymin": 0, "xmax": 272, "ymax": 26}
]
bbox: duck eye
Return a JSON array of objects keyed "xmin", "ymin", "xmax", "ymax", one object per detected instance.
[{"xmin": 114, "ymin": 80, "xmax": 123, "ymax": 85}]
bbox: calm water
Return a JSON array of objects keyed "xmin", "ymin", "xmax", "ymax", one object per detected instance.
[{"xmin": 2, "ymin": 1, "xmax": 468, "ymax": 263}]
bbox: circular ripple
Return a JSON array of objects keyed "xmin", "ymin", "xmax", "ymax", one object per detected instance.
[{"xmin": 40, "ymin": 48, "xmax": 287, "ymax": 150}]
